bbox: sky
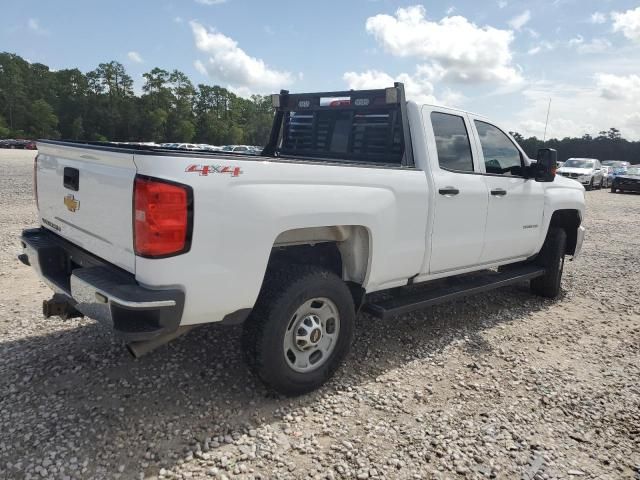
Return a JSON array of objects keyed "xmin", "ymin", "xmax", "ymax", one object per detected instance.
[{"xmin": 3, "ymin": 0, "xmax": 640, "ymax": 140}]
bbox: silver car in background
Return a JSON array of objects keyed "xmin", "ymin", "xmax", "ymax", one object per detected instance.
[{"xmin": 556, "ymin": 158, "xmax": 604, "ymax": 190}]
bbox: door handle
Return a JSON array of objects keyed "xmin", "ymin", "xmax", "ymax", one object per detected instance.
[
  {"xmin": 438, "ymin": 187, "xmax": 460, "ymax": 196},
  {"xmin": 491, "ymin": 188, "xmax": 507, "ymax": 196}
]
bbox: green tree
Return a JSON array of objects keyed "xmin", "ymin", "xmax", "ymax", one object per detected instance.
[
  {"xmin": 70, "ymin": 116, "xmax": 84, "ymax": 140},
  {"xmin": 227, "ymin": 125, "xmax": 244, "ymax": 144},
  {"xmin": 143, "ymin": 108, "xmax": 169, "ymax": 143},
  {"xmin": 0, "ymin": 53, "xmax": 29, "ymax": 132},
  {"xmin": 174, "ymin": 118, "xmax": 196, "ymax": 142},
  {"xmin": 0, "ymin": 115, "xmax": 10, "ymax": 137},
  {"xmin": 30, "ymin": 99, "xmax": 58, "ymax": 138},
  {"xmin": 607, "ymin": 128, "xmax": 622, "ymax": 141}
]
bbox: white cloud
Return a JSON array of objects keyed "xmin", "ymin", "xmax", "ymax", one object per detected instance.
[
  {"xmin": 508, "ymin": 10, "xmax": 531, "ymax": 31},
  {"xmin": 343, "ymin": 69, "xmax": 436, "ymax": 105},
  {"xmin": 590, "ymin": 12, "xmax": 606, "ymax": 24},
  {"xmin": 441, "ymin": 88, "xmax": 466, "ymax": 106},
  {"xmin": 568, "ymin": 35, "xmax": 611, "ymax": 54},
  {"xmin": 528, "ymin": 41, "xmax": 554, "ymax": 55},
  {"xmin": 568, "ymin": 34, "xmax": 584, "ymax": 46},
  {"xmin": 595, "ymin": 73, "xmax": 640, "ymax": 100},
  {"xmin": 625, "ymin": 112, "xmax": 640, "ymax": 129},
  {"xmin": 194, "ymin": 60, "xmax": 207, "ymax": 76},
  {"xmin": 577, "ymin": 38, "xmax": 611, "ymax": 54},
  {"xmin": 127, "ymin": 51, "xmax": 143, "ymax": 63},
  {"xmin": 612, "ymin": 7, "xmax": 640, "ymax": 42},
  {"xmin": 190, "ymin": 21, "xmax": 294, "ymax": 96},
  {"xmin": 526, "ymin": 28, "xmax": 540, "ymax": 39},
  {"xmin": 498, "ymin": 1, "xmax": 508, "ymax": 9},
  {"xmin": 174, "ymin": 16, "xmax": 184, "ymax": 24},
  {"xmin": 343, "ymin": 67, "xmax": 465, "ymax": 107},
  {"xmin": 27, "ymin": 18, "xmax": 47, "ymax": 35},
  {"xmin": 515, "ymin": 78, "xmax": 640, "ymax": 139},
  {"xmin": 195, "ymin": 0, "xmax": 227, "ymax": 4},
  {"xmin": 364, "ymin": 6, "xmax": 522, "ymax": 86}
]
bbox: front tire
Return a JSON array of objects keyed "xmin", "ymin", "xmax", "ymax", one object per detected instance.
[
  {"xmin": 587, "ymin": 178, "xmax": 594, "ymax": 191},
  {"xmin": 531, "ymin": 228, "xmax": 567, "ymax": 298},
  {"xmin": 242, "ymin": 265, "xmax": 355, "ymax": 396}
]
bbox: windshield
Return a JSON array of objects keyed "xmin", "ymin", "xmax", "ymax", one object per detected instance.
[
  {"xmin": 613, "ymin": 167, "xmax": 627, "ymax": 174},
  {"xmin": 602, "ymin": 160, "xmax": 623, "ymax": 167},
  {"xmin": 626, "ymin": 167, "xmax": 640, "ymax": 176},
  {"xmin": 564, "ymin": 159, "xmax": 594, "ymax": 169}
]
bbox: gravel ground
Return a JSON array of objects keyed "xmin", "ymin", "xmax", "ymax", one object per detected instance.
[{"xmin": 0, "ymin": 149, "xmax": 639, "ymax": 480}]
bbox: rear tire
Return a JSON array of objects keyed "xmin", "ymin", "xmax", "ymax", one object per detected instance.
[
  {"xmin": 531, "ymin": 228, "xmax": 566, "ymax": 298},
  {"xmin": 611, "ymin": 185, "xmax": 616, "ymax": 193},
  {"xmin": 242, "ymin": 265, "xmax": 355, "ymax": 396}
]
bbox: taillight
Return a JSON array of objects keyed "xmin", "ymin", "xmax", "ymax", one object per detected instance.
[
  {"xmin": 134, "ymin": 176, "xmax": 192, "ymax": 258},
  {"xmin": 34, "ymin": 154, "xmax": 39, "ymax": 210}
]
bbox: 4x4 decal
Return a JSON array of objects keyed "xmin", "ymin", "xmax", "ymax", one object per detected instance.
[{"xmin": 185, "ymin": 164, "xmax": 243, "ymax": 177}]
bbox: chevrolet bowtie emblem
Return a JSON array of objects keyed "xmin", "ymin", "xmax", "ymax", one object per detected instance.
[{"xmin": 64, "ymin": 194, "xmax": 80, "ymax": 212}]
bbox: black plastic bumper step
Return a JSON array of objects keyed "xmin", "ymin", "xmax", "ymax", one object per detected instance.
[{"xmin": 363, "ymin": 265, "xmax": 545, "ymax": 320}]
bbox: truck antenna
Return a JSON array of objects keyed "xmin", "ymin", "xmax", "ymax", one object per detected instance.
[{"xmin": 543, "ymin": 98, "xmax": 551, "ymax": 143}]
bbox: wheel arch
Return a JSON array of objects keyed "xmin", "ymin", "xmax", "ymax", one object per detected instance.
[
  {"xmin": 267, "ymin": 225, "xmax": 372, "ymax": 308},
  {"xmin": 548, "ymin": 209, "xmax": 581, "ymax": 255}
]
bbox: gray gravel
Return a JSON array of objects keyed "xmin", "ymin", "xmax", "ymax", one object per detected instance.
[{"xmin": 0, "ymin": 149, "xmax": 639, "ymax": 480}]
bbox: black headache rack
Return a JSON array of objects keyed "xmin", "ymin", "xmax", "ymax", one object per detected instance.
[{"xmin": 263, "ymin": 82, "xmax": 414, "ymax": 167}]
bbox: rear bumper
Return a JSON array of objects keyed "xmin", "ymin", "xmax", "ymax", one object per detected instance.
[{"xmin": 20, "ymin": 227, "xmax": 184, "ymax": 341}]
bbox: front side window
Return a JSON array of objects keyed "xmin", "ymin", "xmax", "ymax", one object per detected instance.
[
  {"xmin": 475, "ymin": 121, "xmax": 523, "ymax": 176},
  {"xmin": 431, "ymin": 112, "xmax": 474, "ymax": 172}
]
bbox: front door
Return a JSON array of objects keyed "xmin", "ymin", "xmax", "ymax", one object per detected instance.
[
  {"xmin": 471, "ymin": 119, "xmax": 545, "ymax": 263},
  {"xmin": 425, "ymin": 108, "xmax": 489, "ymax": 273}
]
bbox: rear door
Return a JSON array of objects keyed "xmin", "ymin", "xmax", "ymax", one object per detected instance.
[
  {"xmin": 36, "ymin": 142, "xmax": 137, "ymax": 272},
  {"xmin": 423, "ymin": 107, "xmax": 489, "ymax": 273},
  {"xmin": 469, "ymin": 119, "xmax": 545, "ymax": 263}
]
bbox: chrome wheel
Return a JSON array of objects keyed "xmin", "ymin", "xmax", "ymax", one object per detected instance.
[{"xmin": 283, "ymin": 297, "xmax": 340, "ymax": 373}]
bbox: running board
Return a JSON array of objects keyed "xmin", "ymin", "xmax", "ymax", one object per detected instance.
[{"xmin": 363, "ymin": 265, "xmax": 545, "ymax": 320}]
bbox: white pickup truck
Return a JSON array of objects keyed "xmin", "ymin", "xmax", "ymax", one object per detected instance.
[{"xmin": 20, "ymin": 84, "xmax": 585, "ymax": 395}]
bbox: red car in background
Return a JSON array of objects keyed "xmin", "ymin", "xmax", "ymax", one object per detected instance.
[{"xmin": 0, "ymin": 139, "xmax": 37, "ymax": 149}]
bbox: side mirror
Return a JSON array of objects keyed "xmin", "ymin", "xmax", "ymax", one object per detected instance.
[{"xmin": 535, "ymin": 148, "xmax": 557, "ymax": 182}]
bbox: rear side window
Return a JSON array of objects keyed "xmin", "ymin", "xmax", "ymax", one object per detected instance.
[
  {"xmin": 431, "ymin": 112, "xmax": 474, "ymax": 172},
  {"xmin": 474, "ymin": 121, "xmax": 523, "ymax": 176}
]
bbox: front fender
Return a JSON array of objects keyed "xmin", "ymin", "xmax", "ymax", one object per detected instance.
[{"xmin": 536, "ymin": 183, "xmax": 585, "ymax": 254}]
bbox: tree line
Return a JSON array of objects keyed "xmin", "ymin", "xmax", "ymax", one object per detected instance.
[
  {"xmin": 511, "ymin": 129, "xmax": 640, "ymax": 164},
  {"xmin": 1, "ymin": 51, "xmax": 640, "ymax": 162},
  {"xmin": 0, "ymin": 52, "xmax": 273, "ymax": 146}
]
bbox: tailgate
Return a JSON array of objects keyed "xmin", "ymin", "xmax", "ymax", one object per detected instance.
[{"xmin": 36, "ymin": 142, "xmax": 136, "ymax": 272}]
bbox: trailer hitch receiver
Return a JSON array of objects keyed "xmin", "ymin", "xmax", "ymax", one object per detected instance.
[{"xmin": 42, "ymin": 294, "xmax": 84, "ymax": 320}]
